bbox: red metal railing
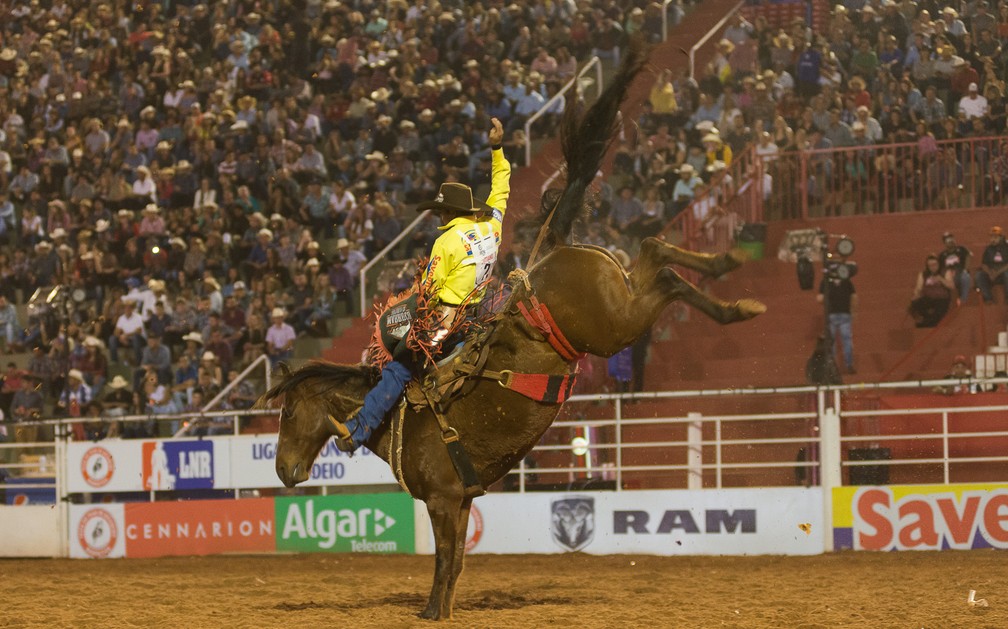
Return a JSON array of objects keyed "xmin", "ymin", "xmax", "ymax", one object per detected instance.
[
  {"xmin": 664, "ymin": 134, "xmax": 1008, "ymax": 258},
  {"xmin": 768, "ymin": 135, "xmax": 1008, "ymax": 220},
  {"xmin": 661, "ymin": 143, "xmax": 764, "ymax": 254}
]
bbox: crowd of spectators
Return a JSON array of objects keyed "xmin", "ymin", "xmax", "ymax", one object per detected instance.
[
  {"xmin": 0, "ymin": 0, "xmax": 684, "ymax": 440},
  {"xmin": 586, "ymin": 0, "xmax": 1008, "ymax": 253},
  {"xmin": 6, "ymin": 0, "xmax": 1002, "ymax": 435}
]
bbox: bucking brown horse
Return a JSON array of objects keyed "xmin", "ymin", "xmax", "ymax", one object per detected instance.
[{"xmin": 256, "ymin": 41, "xmax": 764, "ymax": 621}]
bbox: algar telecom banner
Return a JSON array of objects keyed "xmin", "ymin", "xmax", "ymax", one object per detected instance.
[
  {"xmin": 275, "ymin": 494, "xmax": 415, "ymax": 554},
  {"xmin": 833, "ymin": 484, "xmax": 1008, "ymax": 551},
  {"xmin": 70, "ymin": 494, "xmax": 416, "ymax": 559},
  {"xmin": 438, "ymin": 488, "xmax": 824, "ymax": 556}
]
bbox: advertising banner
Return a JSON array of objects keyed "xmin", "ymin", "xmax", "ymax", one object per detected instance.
[
  {"xmin": 69, "ymin": 504, "xmax": 126, "ymax": 559},
  {"xmin": 833, "ymin": 484, "xmax": 1008, "ymax": 551},
  {"xmin": 124, "ymin": 498, "xmax": 276, "ymax": 557},
  {"xmin": 4, "ymin": 477, "xmax": 56, "ymax": 505},
  {"xmin": 228, "ymin": 435, "xmax": 397, "ymax": 488},
  {"xmin": 276, "ymin": 493, "xmax": 416, "ymax": 554},
  {"xmin": 67, "ymin": 436, "xmax": 397, "ymax": 493},
  {"xmin": 66, "ymin": 439, "xmax": 230, "ymax": 493},
  {"xmin": 439, "ymin": 488, "xmax": 823, "ymax": 556}
]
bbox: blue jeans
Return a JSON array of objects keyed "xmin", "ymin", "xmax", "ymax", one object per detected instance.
[
  {"xmin": 950, "ymin": 269, "xmax": 972, "ymax": 303},
  {"xmin": 828, "ymin": 313, "xmax": 854, "ymax": 371},
  {"xmin": 109, "ymin": 333, "xmax": 145, "ymax": 364},
  {"xmin": 347, "ymin": 361, "xmax": 413, "ymax": 448}
]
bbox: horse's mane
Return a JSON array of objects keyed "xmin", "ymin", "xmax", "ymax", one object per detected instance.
[
  {"xmin": 538, "ymin": 37, "xmax": 651, "ymax": 243},
  {"xmin": 257, "ymin": 361, "xmax": 377, "ymax": 406}
]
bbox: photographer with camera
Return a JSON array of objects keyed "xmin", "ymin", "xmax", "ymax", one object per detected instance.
[{"xmin": 817, "ymin": 253, "xmax": 858, "ymax": 375}]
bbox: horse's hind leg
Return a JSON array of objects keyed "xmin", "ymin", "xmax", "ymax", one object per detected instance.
[
  {"xmin": 633, "ymin": 236, "xmax": 746, "ymax": 284},
  {"xmin": 654, "ymin": 266, "xmax": 765, "ymax": 324},
  {"xmin": 421, "ymin": 493, "xmax": 465, "ymax": 620}
]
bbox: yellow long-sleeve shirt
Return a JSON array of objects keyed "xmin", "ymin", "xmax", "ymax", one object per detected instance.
[
  {"xmin": 649, "ymin": 81, "xmax": 678, "ymax": 115},
  {"xmin": 422, "ymin": 148, "xmax": 511, "ymax": 306}
]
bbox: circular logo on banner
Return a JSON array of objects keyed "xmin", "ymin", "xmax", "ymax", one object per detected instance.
[
  {"xmin": 81, "ymin": 447, "xmax": 115, "ymax": 488},
  {"xmin": 465, "ymin": 504, "xmax": 484, "ymax": 552},
  {"xmin": 78, "ymin": 508, "xmax": 118, "ymax": 558}
]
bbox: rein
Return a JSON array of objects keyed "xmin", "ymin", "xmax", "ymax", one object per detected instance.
[{"xmin": 526, "ymin": 196, "xmax": 561, "ymax": 269}]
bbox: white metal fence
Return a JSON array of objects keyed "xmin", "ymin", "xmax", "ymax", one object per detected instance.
[{"xmin": 4, "ymin": 378, "xmax": 1007, "ymax": 502}]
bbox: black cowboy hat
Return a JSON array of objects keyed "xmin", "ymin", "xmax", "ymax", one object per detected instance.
[{"xmin": 415, "ymin": 182, "xmax": 492, "ymax": 214}]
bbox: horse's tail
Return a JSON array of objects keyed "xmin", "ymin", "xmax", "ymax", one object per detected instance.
[{"xmin": 548, "ymin": 37, "xmax": 651, "ymax": 241}]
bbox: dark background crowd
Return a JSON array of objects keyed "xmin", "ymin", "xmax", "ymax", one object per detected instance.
[
  {"xmin": 1, "ymin": 0, "xmax": 1006, "ymax": 440},
  {"xmin": 616, "ymin": 0, "xmax": 1008, "ymax": 229},
  {"xmin": 0, "ymin": 0, "xmax": 687, "ymax": 440}
]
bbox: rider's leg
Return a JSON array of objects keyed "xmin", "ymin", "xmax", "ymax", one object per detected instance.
[{"xmin": 340, "ymin": 360, "xmax": 413, "ymax": 450}]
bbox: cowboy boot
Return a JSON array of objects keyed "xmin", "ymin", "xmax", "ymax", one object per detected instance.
[{"xmin": 327, "ymin": 413, "xmax": 356, "ymax": 452}]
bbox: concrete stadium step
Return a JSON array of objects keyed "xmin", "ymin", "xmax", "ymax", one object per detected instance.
[{"xmin": 322, "ymin": 315, "xmax": 374, "ymax": 365}]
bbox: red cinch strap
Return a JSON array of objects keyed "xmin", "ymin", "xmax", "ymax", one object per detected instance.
[
  {"xmin": 500, "ymin": 371, "xmax": 578, "ymax": 403},
  {"xmin": 516, "ymin": 296, "xmax": 585, "ymax": 363}
]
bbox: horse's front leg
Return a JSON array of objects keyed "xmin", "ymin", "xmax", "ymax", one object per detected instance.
[
  {"xmin": 421, "ymin": 492, "xmax": 465, "ymax": 620},
  {"xmin": 442, "ymin": 497, "xmax": 473, "ymax": 617}
]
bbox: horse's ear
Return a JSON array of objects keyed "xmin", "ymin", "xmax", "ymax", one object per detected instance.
[{"xmin": 274, "ymin": 361, "xmax": 291, "ymax": 378}]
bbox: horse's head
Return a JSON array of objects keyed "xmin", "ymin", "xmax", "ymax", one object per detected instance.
[
  {"xmin": 274, "ymin": 395, "xmax": 334, "ymax": 488},
  {"xmin": 257, "ymin": 361, "xmax": 373, "ymax": 487}
]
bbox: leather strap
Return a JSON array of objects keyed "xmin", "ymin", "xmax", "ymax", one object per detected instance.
[
  {"xmin": 495, "ymin": 369, "xmax": 579, "ymax": 403},
  {"xmin": 516, "ymin": 295, "xmax": 585, "ymax": 362}
]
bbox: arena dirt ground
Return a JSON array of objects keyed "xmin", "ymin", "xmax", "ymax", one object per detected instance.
[{"xmin": 5, "ymin": 551, "xmax": 1005, "ymax": 628}]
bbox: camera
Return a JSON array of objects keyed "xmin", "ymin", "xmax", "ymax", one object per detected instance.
[
  {"xmin": 821, "ymin": 233, "xmax": 856, "ymax": 280},
  {"xmin": 824, "ymin": 255, "xmax": 857, "ymax": 280}
]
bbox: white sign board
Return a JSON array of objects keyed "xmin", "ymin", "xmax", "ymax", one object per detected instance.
[
  {"xmin": 66, "ymin": 439, "xmax": 230, "ymax": 493},
  {"xmin": 439, "ymin": 488, "xmax": 824, "ymax": 556},
  {"xmin": 66, "ymin": 436, "xmax": 397, "ymax": 493},
  {"xmin": 228, "ymin": 435, "xmax": 397, "ymax": 488}
]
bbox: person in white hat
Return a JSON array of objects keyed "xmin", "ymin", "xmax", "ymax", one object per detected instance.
[
  {"xmin": 265, "ymin": 307, "xmax": 296, "ymax": 366},
  {"xmin": 702, "ymin": 131, "xmax": 732, "ymax": 168},
  {"xmin": 198, "ymin": 350, "xmax": 224, "ymax": 389},
  {"xmin": 335, "ymin": 237, "xmax": 368, "ymax": 278},
  {"xmin": 958, "ymin": 81, "xmax": 988, "ymax": 120},
  {"xmin": 132, "ymin": 165, "xmax": 156, "ymax": 202},
  {"xmin": 671, "ymin": 163, "xmax": 703, "ymax": 215},
  {"xmin": 333, "ymin": 117, "xmax": 511, "ymax": 452},
  {"xmin": 203, "ymin": 276, "xmax": 223, "ymax": 313},
  {"xmin": 80, "ymin": 336, "xmax": 109, "ymax": 389},
  {"xmin": 102, "ymin": 375, "xmax": 133, "ymax": 426},
  {"xmin": 940, "ymin": 6, "xmax": 967, "ymax": 37},
  {"xmin": 57, "ymin": 368, "xmax": 93, "ymax": 419},
  {"xmin": 109, "ymin": 298, "xmax": 146, "ymax": 365}
]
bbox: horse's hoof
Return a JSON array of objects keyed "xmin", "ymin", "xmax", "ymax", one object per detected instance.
[{"xmin": 734, "ymin": 299, "xmax": 767, "ymax": 320}]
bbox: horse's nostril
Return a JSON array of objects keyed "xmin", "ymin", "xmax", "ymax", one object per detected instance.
[{"xmin": 291, "ymin": 462, "xmax": 302, "ymax": 481}]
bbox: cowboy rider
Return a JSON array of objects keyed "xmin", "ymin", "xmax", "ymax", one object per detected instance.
[{"xmin": 334, "ymin": 117, "xmax": 510, "ymax": 452}]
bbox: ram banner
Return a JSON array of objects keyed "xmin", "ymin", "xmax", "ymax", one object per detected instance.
[{"xmin": 421, "ymin": 488, "xmax": 824, "ymax": 556}]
